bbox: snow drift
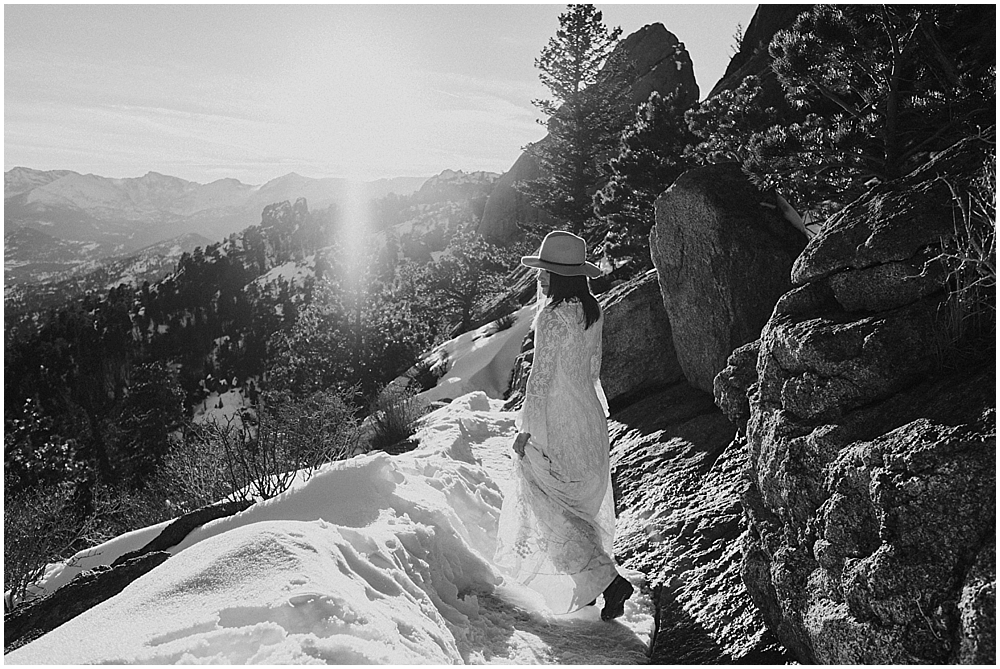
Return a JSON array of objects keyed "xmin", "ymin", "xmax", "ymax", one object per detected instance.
[{"xmin": 8, "ymin": 389, "xmax": 652, "ymax": 663}]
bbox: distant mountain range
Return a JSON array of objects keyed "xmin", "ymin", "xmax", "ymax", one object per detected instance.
[
  {"xmin": 4, "ymin": 167, "xmax": 428, "ymax": 286},
  {"xmin": 4, "ymin": 168, "xmax": 500, "ymax": 320}
]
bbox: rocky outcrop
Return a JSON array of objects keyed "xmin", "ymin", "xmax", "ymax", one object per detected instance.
[
  {"xmin": 707, "ymin": 5, "xmax": 809, "ymax": 104},
  {"xmin": 500, "ymin": 329, "xmax": 535, "ymax": 413},
  {"xmin": 727, "ymin": 136, "xmax": 996, "ymax": 663},
  {"xmin": 609, "ymin": 382, "xmax": 790, "ymax": 663},
  {"xmin": 713, "ymin": 340, "xmax": 760, "ymax": 427},
  {"xmin": 477, "ymin": 151, "xmax": 555, "ymax": 245},
  {"xmin": 479, "ymin": 23, "xmax": 699, "ymax": 244},
  {"xmin": 598, "ymin": 270, "xmax": 684, "ymax": 409},
  {"xmin": 650, "ymin": 163, "xmax": 806, "ymax": 394},
  {"xmin": 612, "ymin": 22, "xmax": 699, "ymax": 113},
  {"xmin": 4, "ymin": 553, "xmax": 171, "ymax": 654}
]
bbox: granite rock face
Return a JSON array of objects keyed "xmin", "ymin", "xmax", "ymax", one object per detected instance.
[
  {"xmin": 727, "ymin": 137, "xmax": 996, "ymax": 663},
  {"xmin": 713, "ymin": 340, "xmax": 760, "ymax": 427},
  {"xmin": 597, "ymin": 270, "xmax": 684, "ymax": 408},
  {"xmin": 476, "ymin": 151, "xmax": 555, "ymax": 245},
  {"xmin": 650, "ymin": 163, "xmax": 806, "ymax": 394},
  {"xmin": 479, "ymin": 23, "xmax": 698, "ymax": 244},
  {"xmin": 707, "ymin": 5, "xmax": 810, "ymax": 107},
  {"xmin": 609, "ymin": 382, "xmax": 790, "ymax": 664}
]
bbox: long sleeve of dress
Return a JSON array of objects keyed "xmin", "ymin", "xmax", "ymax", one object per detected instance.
[
  {"xmin": 516, "ymin": 307, "xmax": 565, "ymax": 454},
  {"xmin": 591, "ymin": 330, "xmax": 610, "ymax": 419}
]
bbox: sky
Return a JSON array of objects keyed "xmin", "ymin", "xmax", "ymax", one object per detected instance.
[
  {"xmin": 4, "ymin": 3, "xmax": 758, "ymax": 185},
  {"xmin": 6, "ymin": 308, "xmax": 655, "ymax": 664}
]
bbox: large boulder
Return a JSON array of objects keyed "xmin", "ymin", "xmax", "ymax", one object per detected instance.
[
  {"xmin": 479, "ymin": 22, "xmax": 699, "ymax": 244},
  {"xmin": 731, "ymin": 136, "xmax": 996, "ymax": 663},
  {"xmin": 609, "ymin": 381, "xmax": 790, "ymax": 663},
  {"xmin": 598, "ymin": 270, "xmax": 684, "ymax": 408},
  {"xmin": 650, "ymin": 163, "xmax": 806, "ymax": 393}
]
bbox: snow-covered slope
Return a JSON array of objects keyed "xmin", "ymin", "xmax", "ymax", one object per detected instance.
[
  {"xmin": 417, "ymin": 303, "xmax": 535, "ymax": 404},
  {"xmin": 6, "ymin": 393, "xmax": 652, "ymax": 664}
]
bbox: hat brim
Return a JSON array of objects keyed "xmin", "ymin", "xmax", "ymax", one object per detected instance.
[{"xmin": 521, "ymin": 256, "xmax": 602, "ymax": 279}]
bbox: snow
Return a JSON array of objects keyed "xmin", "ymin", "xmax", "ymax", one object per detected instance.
[
  {"xmin": 193, "ymin": 388, "xmax": 249, "ymax": 425},
  {"xmin": 417, "ymin": 304, "xmax": 534, "ymax": 405},
  {"xmin": 7, "ymin": 393, "xmax": 653, "ymax": 665},
  {"xmin": 8, "ymin": 299, "xmax": 653, "ymax": 664},
  {"xmin": 253, "ymin": 255, "xmax": 316, "ymax": 291}
]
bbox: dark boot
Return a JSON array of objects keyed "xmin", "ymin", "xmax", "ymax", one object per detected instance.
[{"xmin": 600, "ymin": 575, "xmax": 633, "ymax": 621}]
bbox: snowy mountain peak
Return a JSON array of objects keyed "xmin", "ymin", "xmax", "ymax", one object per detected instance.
[
  {"xmin": 137, "ymin": 171, "xmax": 191, "ymax": 185},
  {"xmin": 4, "ymin": 166, "xmax": 77, "ymax": 199},
  {"xmin": 258, "ymin": 172, "xmax": 307, "ymax": 189}
]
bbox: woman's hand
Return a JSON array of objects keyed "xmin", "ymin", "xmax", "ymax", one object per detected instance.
[{"xmin": 512, "ymin": 432, "xmax": 530, "ymax": 457}]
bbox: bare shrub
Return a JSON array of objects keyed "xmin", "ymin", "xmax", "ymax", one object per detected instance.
[
  {"xmin": 192, "ymin": 388, "xmax": 362, "ymax": 501},
  {"xmin": 491, "ymin": 310, "xmax": 519, "ymax": 334},
  {"xmin": 369, "ymin": 383, "xmax": 425, "ymax": 453},
  {"xmin": 157, "ymin": 427, "xmax": 233, "ymax": 514},
  {"xmin": 936, "ymin": 153, "xmax": 996, "ymax": 354},
  {"xmin": 3, "ymin": 475, "xmax": 190, "ymax": 611},
  {"xmin": 81, "ymin": 483, "xmax": 174, "ymax": 548},
  {"xmin": 473, "ymin": 310, "xmax": 520, "ymax": 341},
  {"xmin": 268, "ymin": 389, "xmax": 361, "ymax": 474},
  {"xmin": 409, "ymin": 351, "xmax": 450, "ymax": 392},
  {"xmin": 4, "ymin": 479, "xmax": 86, "ymax": 608}
]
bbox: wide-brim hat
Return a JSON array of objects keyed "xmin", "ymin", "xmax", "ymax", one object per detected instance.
[{"xmin": 520, "ymin": 230, "xmax": 602, "ymax": 279}]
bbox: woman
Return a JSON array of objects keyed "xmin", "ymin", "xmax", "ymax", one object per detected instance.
[{"xmin": 495, "ymin": 230, "xmax": 634, "ymax": 621}]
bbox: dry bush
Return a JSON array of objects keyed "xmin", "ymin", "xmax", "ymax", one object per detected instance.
[
  {"xmin": 369, "ymin": 383, "xmax": 425, "ymax": 453},
  {"xmin": 409, "ymin": 351, "xmax": 450, "ymax": 392},
  {"xmin": 156, "ymin": 428, "xmax": 233, "ymax": 514},
  {"xmin": 488, "ymin": 311, "xmax": 519, "ymax": 336},
  {"xmin": 3, "ymin": 477, "xmax": 185, "ymax": 611},
  {"xmin": 936, "ymin": 154, "xmax": 996, "ymax": 354},
  {"xmin": 191, "ymin": 388, "xmax": 362, "ymax": 501},
  {"xmin": 4, "ymin": 480, "xmax": 85, "ymax": 608}
]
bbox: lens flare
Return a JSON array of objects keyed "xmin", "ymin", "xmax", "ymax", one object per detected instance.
[{"xmin": 339, "ymin": 179, "xmax": 371, "ymax": 293}]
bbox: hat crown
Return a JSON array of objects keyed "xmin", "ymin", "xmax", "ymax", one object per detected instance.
[
  {"xmin": 537, "ymin": 231, "xmax": 587, "ymax": 265},
  {"xmin": 519, "ymin": 229, "xmax": 602, "ymax": 278}
]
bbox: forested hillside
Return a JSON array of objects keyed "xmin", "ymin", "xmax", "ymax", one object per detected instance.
[{"xmin": 4, "ymin": 170, "xmax": 518, "ymax": 555}]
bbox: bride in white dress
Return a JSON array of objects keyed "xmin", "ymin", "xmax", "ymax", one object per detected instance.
[{"xmin": 495, "ymin": 231, "xmax": 633, "ymax": 620}]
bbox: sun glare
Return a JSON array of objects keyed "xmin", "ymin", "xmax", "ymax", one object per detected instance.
[{"xmin": 339, "ymin": 179, "xmax": 371, "ymax": 292}]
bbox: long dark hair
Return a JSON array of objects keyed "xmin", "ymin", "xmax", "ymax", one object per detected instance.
[{"xmin": 546, "ymin": 272, "xmax": 601, "ymax": 329}]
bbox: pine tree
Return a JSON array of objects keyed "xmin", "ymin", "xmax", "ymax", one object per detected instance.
[
  {"xmin": 685, "ymin": 5, "xmax": 995, "ymax": 220},
  {"xmin": 105, "ymin": 362, "xmax": 187, "ymax": 489},
  {"xmin": 770, "ymin": 5, "xmax": 993, "ymax": 182},
  {"xmin": 517, "ymin": 4, "xmax": 631, "ymax": 240},
  {"xmin": 595, "ymin": 91, "xmax": 697, "ymax": 269},
  {"xmin": 418, "ymin": 229, "xmax": 513, "ymax": 334}
]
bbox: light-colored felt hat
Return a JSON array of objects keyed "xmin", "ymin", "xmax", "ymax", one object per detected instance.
[{"xmin": 520, "ymin": 231, "xmax": 602, "ymax": 279}]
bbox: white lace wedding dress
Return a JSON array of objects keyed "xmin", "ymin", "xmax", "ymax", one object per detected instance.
[{"xmin": 495, "ymin": 299, "xmax": 618, "ymax": 613}]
